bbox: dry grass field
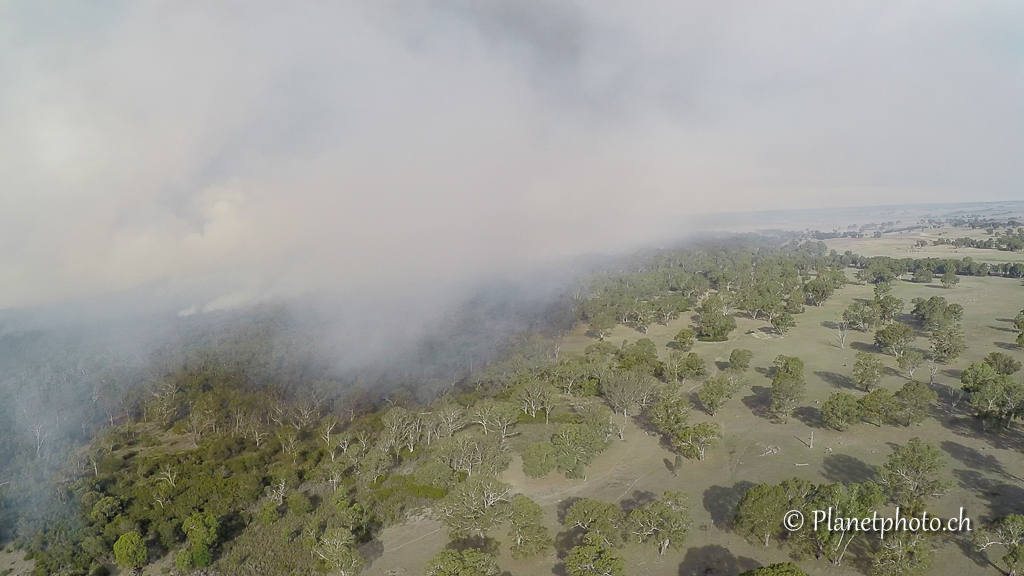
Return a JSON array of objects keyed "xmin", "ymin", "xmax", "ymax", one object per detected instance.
[{"xmin": 827, "ymin": 226, "xmax": 1024, "ymax": 265}]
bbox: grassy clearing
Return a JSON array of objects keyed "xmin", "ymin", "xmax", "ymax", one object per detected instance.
[{"xmin": 828, "ymin": 226, "xmax": 1024, "ymax": 264}]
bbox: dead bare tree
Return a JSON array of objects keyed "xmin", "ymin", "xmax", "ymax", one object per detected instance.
[
  {"xmin": 836, "ymin": 322, "xmax": 849, "ymax": 349},
  {"xmin": 319, "ymin": 417, "xmax": 338, "ymax": 448},
  {"xmin": 266, "ymin": 479, "xmax": 287, "ymax": 505},
  {"xmin": 157, "ymin": 465, "xmax": 178, "ymax": 488}
]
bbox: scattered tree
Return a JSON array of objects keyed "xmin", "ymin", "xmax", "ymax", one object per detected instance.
[
  {"xmin": 564, "ymin": 498, "xmax": 625, "ymax": 547},
  {"xmin": 313, "ymin": 529, "xmax": 365, "ymax": 576},
  {"xmin": 697, "ymin": 376, "xmax": 735, "ymax": 417},
  {"xmin": 876, "ymin": 295, "xmax": 905, "ymax": 325},
  {"xmin": 435, "ymin": 476, "xmax": 511, "ymax": 540},
  {"xmin": 696, "ymin": 303, "xmax": 737, "ymax": 342},
  {"xmin": 872, "ymin": 528, "xmax": 933, "ymax": 576},
  {"xmin": 522, "ymin": 441, "xmax": 556, "ymax": 478},
  {"xmin": 985, "ymin": 352, "xmax": 1022, "ymax": 376},
  {"xmin": 898, "ymin": 350, "xmax": 924, "ymax": 380},
  {"xmin": 771, "ymin": 313, "xmax": 796, "ymax": 335},
  {"xmin": 735, "ymin": 483, "xmax": 789, "ymax": 546},
  {"xmin": 672, "ymin": 328, "xmax": 697, "ymax": 352},
  {"xmin": 940, "ymin": 271, "xmax": 959, "ymax": 289},
  {"xmin": 564, "ymin": 532, "xmax": 625, "ymax": 576},
  {"xmin": 859, "ymin": 388, "xmax": 896, "ymax": 427},
  {"xmin": 852, "ymin": 352, "xmax": 884, "ymax": 391},
  {"xmin": 877, "ymin": 438, "xmax": 949, "ymax": 506},
  {"xmin": 893, "ymin": 381, "xmax": 938, "ymax": 426},
  {"xmin": 729, "ymin": 349, "xmax": 753, "ymax": 372},
  {"xmin": 770, "ymin": 356, "xmax": 805, "ymax": 422},
  {"xmin": 822, "ymin": 392, "xmax": 862, "ymax": 431},
  {"xmin": 805, "ymin": 278, "xmax": 835, "ymax": 306},
  {"xmin": 929, "ymin": 324, "xmax": 967, "ymax": 363},
  {"xmin": 875, "ymin": 323, "xmax": 916, "ymax": 359},
  {"xmin": 911, "ymin": 268, "xmax": 933, "ymax": 283},
  {"xmin": 589, "ymin": 314, "xmax": 616, "ymax": 340},
  {"xmin": 425, "ymin": 549, "xmax": 500, "ymax": 576},
  {"xmin": 627, "ymin": 491, "xmax": 690, "ymax": 555},
  {"xmin": 674, "ymin": 422, "xmax": 721, "ymax": 461},
  {"xmin": 649, "ymin": 392, "xmax": 692, "ymax": 442},
  {"xmin": 836, "ymin": 321, "xmax": 850, "ymax": 349},
  {"xmin": 975, "ymin": 515, "xmax": 1024, "ymax": 576},
  {"xmin": 508, "ymin": 494, "xmax": 552, "ymax": 559}
]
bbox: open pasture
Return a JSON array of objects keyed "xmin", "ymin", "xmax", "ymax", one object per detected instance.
[{"xmin": 368, "ymin": 272, "xmax": 1024, "ymax": 576}]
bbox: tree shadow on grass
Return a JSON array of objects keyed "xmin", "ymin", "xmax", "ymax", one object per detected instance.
[
  {"xmin": 820, "ymin": 453, "xmax": 876, "ymax": 484},
  {"xmin": 553, "ymin": 527, "xmax": 583, "ymax": 560},
  {"xmin": 939, "ymin": 413, "xmax": 1024, "ymax": 452},
  {"xmin": 358, "ymin": 540, "xmax": 384, "ymax": 570},
  {"xmin": 664, "ymin": 457, "xmax": 677, "ymax": 476},
  {"xmin": 954, "ymin": 532, "xmax": 996, "ymax": 571},
  {"xmin": 634, "ymin": 410, "xmax": 667, "ymax": 438},
  {"xmin": 940, "ymin": 440, "xmax": 1008, "ymax": 478},
  {"xmin": 556, "ymin": 497, "xmax": 582, "ymax": 524},
  {"xmin": 677, "ymin": 545, "xmax": 759, "ymax": 576},
  {"xmin": 821, "ymin": 320, "xmax": 840, "ymax": 330},
  {"xmin": 940, "ymin": 368, "xmax": 962, "ymax": 379},
  {"xmin": 994, "ymin": 341, "xmax": 1018, "ymax": 351},
  {"xmin": 447, "ymin": 535, "xmax": 501, "ymax": 556},
  {"xmin": 815, "ymin": 370, "xmax": 856, "ymax": 390},
  {"xmin": 793, "ymin": 406, "xmax": 823, "ymax": 428},
  {"xmin": 619, "ymin": 489, "xmax": 656, "ymax": 514},
  {"xmin": 989, "ymin": 325, "xmax": 1017, "ymax": 333},
  {"xmin": 702, "ymin": 481, "xmax": 755, "ymax": 529},
  {"xmin": 850, "ymin": 341, "xmax": 876, "ymax": 352},
  {"xmin": 741, "ymin": 386, "xmax": 772, "ymax": 420},
  {"xmin": 953, "ymin": 469, "xmax": 1024, "ymax": 520}
]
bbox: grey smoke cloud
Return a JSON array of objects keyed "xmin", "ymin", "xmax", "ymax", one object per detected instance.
[{"xmin": 1, "ymin": 1, "xmax": 1022, "ymax": 311}]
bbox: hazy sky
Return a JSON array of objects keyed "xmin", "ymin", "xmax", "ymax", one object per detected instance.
[{"xmin": 2, "ymin": 1, "xmax": 1023, "ymax": 311}]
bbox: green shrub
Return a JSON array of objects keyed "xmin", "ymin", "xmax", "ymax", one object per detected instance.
[
  {"xmin": 192, "ymin": 543, "xmax": 213, "ymax": 568},
  {"xmin": 175, "ymin": 549, "xmax": 194, "ymax": 572},
  {"xmin": 259, "ymin": 501, "xmax": 281, "ymax": 524},
  {"xmin": 286, "ymin": 492, "xmax": 312, "ymax": 515},
  {"xmin": 522, "ymin": 441, "xmax": 556, "ymax": 478},
  {"xmin": 113, "ymin": 531, "xmax": 147, "ymax": 569}
]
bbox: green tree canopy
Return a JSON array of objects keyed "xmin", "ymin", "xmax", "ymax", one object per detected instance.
[
  {"xmin": 735, "ymin": 483, "xmax": 788, "ymax": 546},
  {"xmin": 852, "ymin": 351, "xmax": 884, "ymax": 391},
  {"xmin": 565, "ymin": 532, "xmax": 625, "ymax": 576},
  {"xmin": 113, "ymin": 531, "xmax": 147, "ymax": 569},
  {"xmin": 425, "ymin": 549, "xmax": 500, "ymax": 576},
  {"xmin": 877, "ymin": 438, "xmax": 949, "ymax": 506}
]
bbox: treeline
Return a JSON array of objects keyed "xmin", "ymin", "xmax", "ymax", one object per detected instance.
[
  {"xmin": 849, "ymin": 253, "xmax": 1024, "ymax": 280},
  {"xmin": 578, "ymin": 239, "xmax": 849, "ymax": 338},
  {"xmin": 933, "ymin": 231, "xmax": 1024, "ymax": 252}
]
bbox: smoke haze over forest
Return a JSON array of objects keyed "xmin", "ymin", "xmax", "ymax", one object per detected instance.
[
  {"xmin": 6, "ymin": 6, "xmax": 1024, "ymax": 576},
  {"xmin": 2, "ymin": 1, "xmax": 1023, "ymax": 316}
]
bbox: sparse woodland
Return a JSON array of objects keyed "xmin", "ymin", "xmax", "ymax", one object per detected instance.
[{"xmin": 5, "ymin": 230, "xmax": 1024, "ymax": 576}]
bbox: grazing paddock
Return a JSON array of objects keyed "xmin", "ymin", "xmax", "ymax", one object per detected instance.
[{"xmin": 366, "ymin": 265, "xmax": 1024, "ymax": 576}]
